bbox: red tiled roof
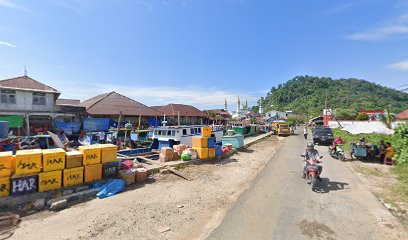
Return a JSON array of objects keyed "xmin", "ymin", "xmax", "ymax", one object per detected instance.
[
  {"xmin": 359, "ymin": 109, "xmax": 384, "ymax": 114},
  {"xmin": 56, "ymin": 99, "xmax": 80, "ymax": 106},
  {"xmin": 79, "ymin": 92, "xmax": 162, "ymax": 116},
  {"xmin": 396, "ymin": 109, "xmax": 408, "ymax": 119},
  {"xmin": 0, "ymin": 76, "xmax": 60, "ymax": 93},
  {"xmin": 152, "ymin": 104, "xmax": 205, "ymax": 117}
]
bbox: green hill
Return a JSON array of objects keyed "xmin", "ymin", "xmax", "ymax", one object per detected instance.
[{"xmin": 260, "ymin": 76, "xmax": 408, "ymax": 117}]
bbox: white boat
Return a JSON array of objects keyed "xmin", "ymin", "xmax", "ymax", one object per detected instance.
[{"xmin": 151, "ymin": 125, "xmax": 224, "ymax": 148}]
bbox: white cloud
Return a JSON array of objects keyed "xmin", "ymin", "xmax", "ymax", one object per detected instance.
[
  {"xmin": 0, "ymin": 0, "xmax": 29, "ymax": 11},
  {"xmin": 388, "ymin": 60, "xmax": 408, "ymax": 70},
  {"xmin": 56, "ymin": 81, "xmax": 264, "ymax": 110},
  {"xmin": 347, "ymin": 14, "xmax": 408, "ymax": 41},
  {"xmin": 0, "ymin": 41, "xmax": 16, "ymax": 48}
]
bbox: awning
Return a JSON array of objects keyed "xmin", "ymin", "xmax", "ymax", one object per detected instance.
[{"xmin": 0, "ymin": 115, "xmax": 24, "ymax": 128}]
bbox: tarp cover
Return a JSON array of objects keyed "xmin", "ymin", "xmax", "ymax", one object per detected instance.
[
  {"xmin": 96, "ymin": 179, "xmax": 126, "ymax": 199},
  {"xmin": 55, "ymin": 121, "xmax": 81, "ymax": 134},
  {"xmin": 341, "ymin": 122, "xmax": 394, "ymax": 135},
  {"xmin": 83, "ymin": 118, "xmax": 112, "ymax": 131},
  {"xmin": 0, "ymin": 115, "xmax": 24, "ymax": 128}
]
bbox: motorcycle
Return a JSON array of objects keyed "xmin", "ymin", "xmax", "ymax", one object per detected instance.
[
  {"xmin": 329, "ymin": 144, "xmax": 345, "ymax": 161},
  {"xmin": 301, "ymin": 155, "xmax": 323, "ymax": 191}
]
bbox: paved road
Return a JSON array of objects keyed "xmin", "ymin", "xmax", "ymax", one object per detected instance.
[{"xmin": 209, "ymin": 129, "xmax": 403, "ymax": 240}]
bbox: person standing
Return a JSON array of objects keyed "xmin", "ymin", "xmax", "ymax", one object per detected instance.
[
  {"xmin": 303, "ymin": 126, "xmax": 308, "ymax": 139},
  {"xmin": 97, "ymin": 130, "xmax": 106, "ymax": 144},
  {"xmin": 378, "ymin": 140, "xmax": 386, "ymax": 163}
]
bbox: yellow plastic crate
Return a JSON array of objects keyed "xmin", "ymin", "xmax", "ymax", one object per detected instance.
[
  {"xmin": 193, "ymin": 148, "xmax": 209, "ymax": 159},
  {"xmin": 208, "ymin": 148, "xmax": 216, "ymax": 158},
  {"xmin": 15, "ymin": 149, "xmax": 42, "ymax": 176},
  {"xmin": 0, "ymin": 151, "xmax": 12, "ymax": 177},
  {"xmin": 42, "ymin": 148, "xmax": 66, "ymax": 172},
  {"xmin": 202, "ymin": 127, "xmax": 212, "ymax": 137},
  {"xmin": 78, "ymin": 145, "xmax": 101, "ymax": 166},
  {"xmin": 66, "ymin": 151, "xmax": 83, "ymax": 168},
  {"xmin": 192, "ymin": 137, "xmax": 208, "ymax": 148},
  {"xmin": 63, "ymin": 167, "xmax": 84, "ymax": 187},
  {"xmin": 99, "ymin": 144, "xmax": 117, "ymax": 163},
  {"xmin": 84, "ymin": 164, "xmax": 102, "ymax": 183},
  {"xmin": 0, "ymin": 177, "xmax": 10, "ymax": 197},
  {"xmin": 38, "ymin": 170, "xmax": 62, "ymax": 192}
]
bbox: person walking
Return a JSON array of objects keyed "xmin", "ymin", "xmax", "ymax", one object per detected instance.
[{"xmin": 303, "ymin": 126, "xmax": 308, "ymax": 140}]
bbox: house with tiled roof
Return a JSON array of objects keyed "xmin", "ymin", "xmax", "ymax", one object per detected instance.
[
  {"xmin": 396, "ymin": 109, "xmax": 408, "ymax": 120},
  {"xmin": 80, "ymin": 92, "xmax": 162, "ymax": 128},
  {"xmin": 152, "ymin": 103, "xmax": 206, "ymax": 125},
  {"xmin": 0, "ymin": 75, "xmax": 86, "ymax": 135}
]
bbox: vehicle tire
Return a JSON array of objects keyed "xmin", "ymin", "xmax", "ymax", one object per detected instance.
[
  {"xmin": 310, "ymin": 175, "xmax": 317, "ymax": 191},
  {"xmin": 350, "ymin": 152, "xmax": 355, "ymax": 160},
  {"xmin": 339, "ymin": 152, "xmax": 346, "ymax": 161}
]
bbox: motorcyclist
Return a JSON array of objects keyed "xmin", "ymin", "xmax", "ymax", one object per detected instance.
[
  {"xmin": 304, "ymin": 143, "xmax": 323, "ymax": 180},
  {"xmin": 332, "ymin": 136, "xmax": 344, "ymax": 152}
]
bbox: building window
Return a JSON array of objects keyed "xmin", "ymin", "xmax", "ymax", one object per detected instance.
[
  {"xmin": 33, "ymin": 92, "xmax": 46, "ymax": 105},
  {"xmin": 1, "ymin": 90, "xmax": 16, "ymax": 104}
]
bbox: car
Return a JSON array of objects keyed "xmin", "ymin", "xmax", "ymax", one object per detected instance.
[{"xmin": 312, "ymin": 127, "xmax": 334, "ymax": 145}]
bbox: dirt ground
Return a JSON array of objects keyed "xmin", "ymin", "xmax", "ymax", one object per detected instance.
[{"xmin": 8, "ymin": 135, "xmax": 284, "ymax": 240}]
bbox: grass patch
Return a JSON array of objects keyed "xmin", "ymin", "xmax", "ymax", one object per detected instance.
[
  {"xmin": 390, "ymin": 164, "xmax": 408, "ymax": 204},
  {"xmin": 355, "ymin": 166, "xmax": 386, "ymax": 177}
]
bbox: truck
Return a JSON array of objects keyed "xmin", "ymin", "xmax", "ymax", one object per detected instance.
[{"xmin": 271, "ymin": 122, "xmax": 290, "ymax": 136}]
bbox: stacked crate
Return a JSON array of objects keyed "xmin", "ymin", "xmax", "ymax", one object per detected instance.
[
  {"xmin": 207, "ymin": 137, "xmax": 216, "ymax": 158},
  {"xmin": 0, "ymin": 152, "xmax": 12, "ymax": 197},
  {"xmin": 11, "ymin": 149, "xmax": 42, "ymax": 196},
  {"xmin": 78, "ymin": 145, "xmax": 102, "ymax": 183},
  {"xmin": 192, "ymin": 137, "xmax": 209, "ymax": 159},
  {"xmin": 99, "ymin": 144, "xmax": 119, "ymax": 179},
  {"xmin": 39, "ymin": 148, "xmax": 65, "ymax": 192},
  {"xmin": 192, "ymin": 127, "xmax": 215, "ymax": 159},
  {"xmin": 64, "ymin": 151, "xmax": 84, "ymax": 187}
]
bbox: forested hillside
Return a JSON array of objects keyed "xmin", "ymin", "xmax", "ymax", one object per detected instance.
[{"xmin": 259, "ymin": 76, "xmax": 408, "ymax": 117}]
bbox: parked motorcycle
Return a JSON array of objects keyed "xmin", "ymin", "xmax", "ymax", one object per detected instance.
[
  {"xmin": 329, "ymin": 144, "xmax": 345, "ymax": 161},
  {"xmin": 302, "ymin": 155, "xmax": 323, "ymax": 191}
]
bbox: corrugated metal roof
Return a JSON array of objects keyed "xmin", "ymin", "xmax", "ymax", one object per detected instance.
[
  {"xmin": 79, "ymin": 91, "xmax": 162, "ymax": 116},
  {"xmin": 0, "ymin": 76, "xmax": 60, "ymax": 93},
  {"xmin": 396, "ymin": 109, "xmax": 408, "ymax": 119},
  {"xmin": 152, "ymin": 104, "xmax": 205, "ymax": 117}
]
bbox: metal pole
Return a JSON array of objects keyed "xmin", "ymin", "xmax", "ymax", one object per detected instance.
[
  {"xmin": 26, "ymin": 113, "xmax": 30, "ymax": 136},
  {"xmin": 177, "ymin": 111, "xmax": 180, "ymax": 126}
]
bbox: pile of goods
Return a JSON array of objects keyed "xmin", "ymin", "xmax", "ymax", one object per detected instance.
[{"xmin": 118, "ymin": 160, "xmax": 147, "ymax": 185}]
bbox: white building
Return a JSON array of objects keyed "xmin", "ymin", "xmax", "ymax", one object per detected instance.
[{"xmin": 264, "ymin": 110, "xmax": 287, "ymax": 122}]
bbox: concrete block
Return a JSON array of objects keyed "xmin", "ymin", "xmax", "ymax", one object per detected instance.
[
  {"xmin": 62, "ymin": 189, "xmax": 74, "ymax": 196},
  {"xmin": 50, "ymin": 199, "xmax": 68, "ymax": 211},
  {"xmin": 75, "ymin": 185, "xmax": 90, "ymax": 192},
  {"xmin": 33, "ymin": 198, "xmax": 46, "ymax": 211}
]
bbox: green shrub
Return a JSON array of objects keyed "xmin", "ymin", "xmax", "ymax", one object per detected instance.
[{"xmin": 355, "ymin": 113, "xmax": 369, "ymax": 121}]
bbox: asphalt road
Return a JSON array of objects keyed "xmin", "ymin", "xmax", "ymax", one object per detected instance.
[{"xmin": 209, "ymin": 128, "xmax": 402, "ymax": 240}]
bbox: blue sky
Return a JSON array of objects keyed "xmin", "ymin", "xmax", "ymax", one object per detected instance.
[{"xmin": 0, "ymin": 0, "xmax": 407, "ymax": 110}]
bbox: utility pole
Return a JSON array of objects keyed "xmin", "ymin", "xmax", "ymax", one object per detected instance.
[
  {"xmin": 324, "ymin": 90, "xmax": 328, "ymax": 126},
  {"xmin": 177, "ymin": 111, "xmax": 180, "ymax": 126}
]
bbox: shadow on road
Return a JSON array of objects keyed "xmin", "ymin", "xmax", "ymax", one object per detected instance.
[
  {"xmin": 237, "ymin": 148, "xmax": 254, "ymax": 153},
  {"xmin": 314, "ymin": 178, "xmax": 349, "ymax": 193}
]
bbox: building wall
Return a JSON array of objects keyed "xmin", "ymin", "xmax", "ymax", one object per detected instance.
[
  {"xmin": 264, "ymin": 110, "xmax": 287, "ymax": 120},
  {"xmin": 0, "ymin": 89, "xmax": 56, "ymax": 112}
]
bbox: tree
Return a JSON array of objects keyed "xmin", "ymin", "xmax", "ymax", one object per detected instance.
[
  {"xmin": 258, "ymin": 76, "xmax": 408, "ymax": 116},
  {"xmin": 335, "ymin": 108, "xmax": 357, "ymax": 120},
  {"xmin": 355, "ymin": 113, "xmax": 369, "ymax": 121}
]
